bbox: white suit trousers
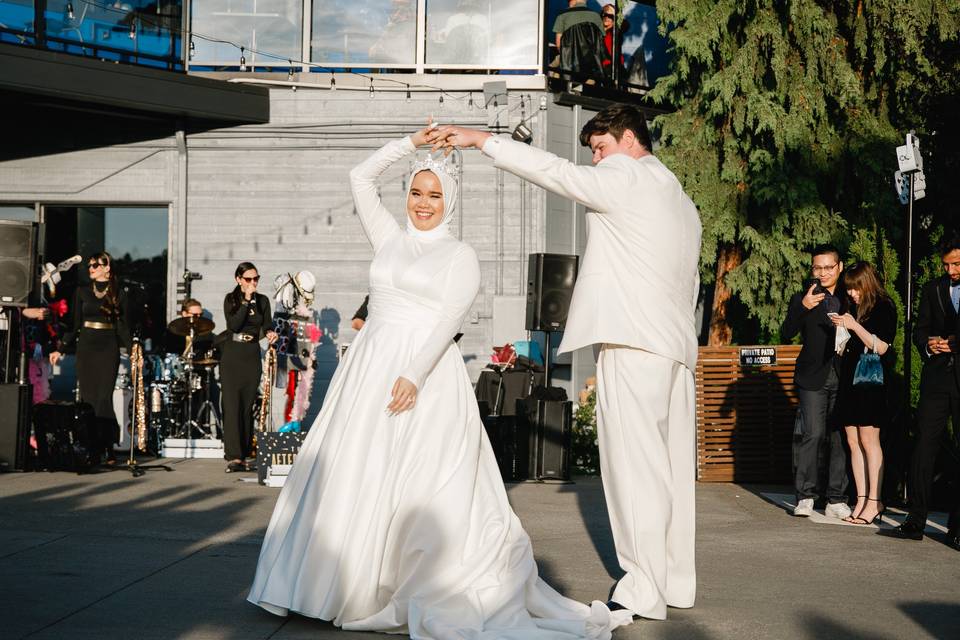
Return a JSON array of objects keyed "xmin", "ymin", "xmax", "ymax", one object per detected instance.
[{"xmin": 595, "ymin": 345, "xmax": 696, "ymax": 620}]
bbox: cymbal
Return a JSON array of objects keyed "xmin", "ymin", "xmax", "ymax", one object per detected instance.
[
  {"xmin": 167, "ymin": 315, "xmax": 215, "ymax": 336},
  {"xmin": 191, "ymin": 357, "xmax": 219, "ymax": 366}
]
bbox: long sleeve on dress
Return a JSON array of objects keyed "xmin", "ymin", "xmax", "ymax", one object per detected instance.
[
  {"xmin": 59, "ymin": 288, "xmax": 84, "ymax": 354},
  {"xmin": 399, "ymin": 244, "xmax": 481, "ymax": 390},
  {"xmin": 349, "ymin": 137, "xmax": 416, "ymax": 254}
]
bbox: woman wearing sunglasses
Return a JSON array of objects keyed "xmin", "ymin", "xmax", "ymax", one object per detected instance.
[
  {"xmin": 49, "ymin": 252, "xmax": 130, "ymax": 466},
  {"xmin": 221, "ymin": 262, "xmax": 277, "ymax": 472}
]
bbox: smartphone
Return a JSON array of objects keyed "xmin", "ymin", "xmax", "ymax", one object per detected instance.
[{"xmin": 804, "ymin": 278, "xmax": 827, "ymax": 295}]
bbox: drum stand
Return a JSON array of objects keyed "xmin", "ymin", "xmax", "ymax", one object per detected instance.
[
  {"xmin": 194, "ymin": 364, "xmax": 221, "ymax": 439},
  {"xmin": 175, "ymin": 324, "xmax": 218, "ymax": 440}
]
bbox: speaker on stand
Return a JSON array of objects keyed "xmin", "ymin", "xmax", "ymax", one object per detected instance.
[
  {"xmin": 0, "ymin": 220, "xmax": 37, "ymax": 385},
  {"xmin": 525, "ymin": 253, "xmax": 578, "ymax": 386}
]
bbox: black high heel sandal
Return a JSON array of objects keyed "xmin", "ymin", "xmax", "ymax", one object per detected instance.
[
  {"xmin": 844, "ymin": 496, "xmax": 867, "ymax": 523},
  {"xmin": 850, "ymin": 498, "xmax": 885, "ymax": 525}
]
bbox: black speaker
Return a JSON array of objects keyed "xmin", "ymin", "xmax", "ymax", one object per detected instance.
[
  {"xmin": 518, "ymin": 398, "xmax": 572, "ymax": 481},
  {"xmin": 526, "ymin": 253, "xmax": 578, "ymax": 331},
  {"xmin": 0, "ymin": 384, "xmax": 32, "ymax": 471},
  {"xmin": 0, "ymin": 220, "xmax": 36, "ymax": 306},
  {"xmin": 479, "ymin": 404, "xmax": 530, "ymax": 482}
]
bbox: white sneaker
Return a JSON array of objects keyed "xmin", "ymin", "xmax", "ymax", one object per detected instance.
[
  {"xmin": 793, "ymin": 498, "xmax": 814, "ymax": 517},
  {"xmin": 825, "ymin": 502, "xmax": 852, "ymax": 519}
]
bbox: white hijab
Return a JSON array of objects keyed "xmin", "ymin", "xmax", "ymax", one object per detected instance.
[{"xmin": 404, "ymin": 154, "xmax": 459, "ymax": 240}]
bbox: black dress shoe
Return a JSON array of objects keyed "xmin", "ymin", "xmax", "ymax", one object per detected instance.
[
  {"xmin": 877, "ymin": 519, "xmax": 924, "ymax": 541},
  {"xmin": 946, "ymin": 531, "xmax": 960, "ymax": 551}
]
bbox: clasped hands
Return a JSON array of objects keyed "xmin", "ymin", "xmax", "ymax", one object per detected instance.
[
  {"xmin": 410, "ymin": 121, "xmax": 491, "ymax": 155},
  {"xmin": 927, "ymin": 335, "xmax": 956, "ymax": 355}
]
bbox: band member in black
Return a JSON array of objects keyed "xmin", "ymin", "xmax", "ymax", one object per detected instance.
[
  {"xmin": 221, "ymin": 262, "xmax": 277, "ymax": 472},
  {"xmin": 50, "ymin": 252, "xmax": 130, "ymax": 465},
  {"xmin": 881, "ymin": 236, "xmax": 960, "ymax": 549},
  {"xmin": 164, "ymin": 298, "xmax": 213, "ymax": 357}
]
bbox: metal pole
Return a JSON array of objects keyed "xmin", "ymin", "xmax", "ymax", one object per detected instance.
[
  {"xmin": 611, "ymin": 4, "xmax": 621, "ymax": 88},
  {"xmin": 902, "ymin": 170, "xmax": 915, "ymax": 502}
]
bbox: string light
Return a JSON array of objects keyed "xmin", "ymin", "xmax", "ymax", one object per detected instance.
[
  {"xmin": 287, "ymin": 61, "xmax": 294, "ymax": 81},
  {"xmin": 468, "ymin": 92, "xmax": 474, "ymax": 108},
  {"xmin": 128, "ymin": 20, "xmax": 136, "ymax": 39},
  {"xmin": 59, "ymin": 0, "xmax": 497, "ymax": 109},
  {"xmin": 439, "ymin": 94, "xmax": 444, "ymax": 107},
  {"xmin": 406, "ymin": 84, "xmax": 411, "ymax": 102}
]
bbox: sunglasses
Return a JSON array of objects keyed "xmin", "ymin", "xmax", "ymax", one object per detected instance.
[
  {"xmin": 241, "ymin": 276, "xmax": 261, "ymax": 283},
  {"xmin": 88, "ymin": 262, "xmax": 107, "ymax": 269},
  {"xmin": 602, "ymin": 13, "xmax": 615, "ymax": 18}
]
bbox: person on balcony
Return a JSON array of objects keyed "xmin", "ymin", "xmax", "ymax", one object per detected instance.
[{"xmin": 552, "ymin": 0, "xmax": 605, "ymax": 84}]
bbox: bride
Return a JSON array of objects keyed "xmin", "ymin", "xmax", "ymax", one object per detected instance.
[{"xmin": 247, "ymin": 124, "xmax": 631, "ymax": 639}]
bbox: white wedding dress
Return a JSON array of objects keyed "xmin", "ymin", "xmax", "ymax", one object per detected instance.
[{"xmin": 247, "ymin": 138, "xmax": 630, "ymax": 640}]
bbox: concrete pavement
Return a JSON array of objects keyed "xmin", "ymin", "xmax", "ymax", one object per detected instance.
[{"xmin": 1, "ymin": 459, "xmax": 957, "ymax": 639}]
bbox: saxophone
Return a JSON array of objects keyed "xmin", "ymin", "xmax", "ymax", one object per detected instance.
[
  {"xmin": 256, "ymin": 345, "xmax": 278, "ymax": 432},
  {"xmin": 130, "ymin": 340, "xmax": 148, "ymax": 452}
]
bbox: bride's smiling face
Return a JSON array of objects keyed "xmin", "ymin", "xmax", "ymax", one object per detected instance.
[{"xmin": 407, "ymin": 170, "xmax": 445, "ymax": 231}]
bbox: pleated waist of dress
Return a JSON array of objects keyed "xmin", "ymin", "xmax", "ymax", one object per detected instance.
[{"xmin": 367, "ymin": 286, "xmax": 443, "ymax": 328}]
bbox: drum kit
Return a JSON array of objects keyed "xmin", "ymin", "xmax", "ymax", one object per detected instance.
[{"xmin": 146, "ymin": 315, "xmax": 221, "ymax": 442}]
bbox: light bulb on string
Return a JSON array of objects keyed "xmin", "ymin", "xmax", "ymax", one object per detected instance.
[
  {"xmin": 66, "ymin": 2, "xmax": 74, "ymax": 19},
  {"xmin": 188, "ymin": 38, "xmax": 195, "ymax": 60},
  {"xmin": 468, "ymin": 93, "xmax": 474, "ymax": 108},
  {"xmin": 128, "ymin": 20, "xmax": 136, "ymax": 39},
  {"xmin": 369, "ymin": 78, "xmax": 375, "ymax": 98},
  {"xmin": 330, "ymin": 70, "xmax": 336, "ymax": 91},
  {"xmin": 406, "ymin": 84, "xmax": 411, "ymax": 103},
  {"xmin": 239, "ymin": 46, "xmax": 246, "ymax": 72},
  {"xmin": 287, "ymin": 61, "xmax": 294, "ymax": 81},
  {"xmin": 439, "ymin": 94, "xmax": 444, "ymax": 107}
]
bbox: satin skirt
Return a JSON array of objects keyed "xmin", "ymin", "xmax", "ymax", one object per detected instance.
[{"xmin": 247, "ymin": 311, "xmax": 629, "ymax": 639}]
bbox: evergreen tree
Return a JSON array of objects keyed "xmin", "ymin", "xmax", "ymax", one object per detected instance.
[{"xmin": 648, "ymin": 0, "xmax": 960, "ymax": 345}]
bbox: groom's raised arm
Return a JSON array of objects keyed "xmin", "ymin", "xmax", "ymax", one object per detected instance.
[{"xmin": 481, "ymin": 136, "xmax": 624, "ymax": 214}]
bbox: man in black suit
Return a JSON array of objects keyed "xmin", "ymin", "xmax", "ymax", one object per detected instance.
[
  {"xmin": 882, "ymin": 236, "xmax": 960, "ymax": 549},
  {"xmin": 782, "ymin": 245, "xmax": 851, "ymax": 519}
]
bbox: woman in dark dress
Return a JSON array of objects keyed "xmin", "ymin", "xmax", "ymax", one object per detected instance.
[
  {"xmin": 49, "ymin": 252, "xmax": 130, "ymax": 465},
  {"xmin": 221, "ymin": 262, "xmax": 277, "ymax": 473},
  {"xmin": 831, "ymin": 262, "xmax": 897, "ymax": 525}
]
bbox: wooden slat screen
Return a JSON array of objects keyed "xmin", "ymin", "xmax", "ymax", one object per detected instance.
[{"xmin": 696, "ymin": 345, "xmax": 801, "ymax": 483}]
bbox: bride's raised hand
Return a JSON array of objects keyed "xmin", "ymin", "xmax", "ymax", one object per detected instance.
[
  {"xmin": 410, "ymin": 119, "xmax": 438, "ymax": 147},
  {"xmin": 387, "ymin": 376, "xmax": 418, "ymax": 416}
]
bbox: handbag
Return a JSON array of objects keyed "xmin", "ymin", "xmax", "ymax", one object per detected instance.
[{"xmin": 853, "ymin": 334, "xmax": 884, "ymax": 387}]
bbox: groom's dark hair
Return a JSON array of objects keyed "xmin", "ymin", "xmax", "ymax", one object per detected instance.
[{"xmin": 579, "ymin": 104, "xmax": 652, "ymax": 152}]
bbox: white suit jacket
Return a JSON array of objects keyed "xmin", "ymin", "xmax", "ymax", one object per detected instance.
[{"xmin": 483, "ymin": 136, "xmax": 702, "ymax": 372}]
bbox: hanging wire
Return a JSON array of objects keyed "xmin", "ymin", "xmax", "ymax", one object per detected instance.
[{"xmin": 65, "ymin": 0, "xmax": 497, "ymax": 108}]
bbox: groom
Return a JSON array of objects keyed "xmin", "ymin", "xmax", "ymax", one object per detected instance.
[{"xmin": 429, "ymin": 104, "xmax": 701, "ymax": 620}]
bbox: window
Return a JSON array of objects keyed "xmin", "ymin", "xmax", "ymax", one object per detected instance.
[
  {"xmin": 311, "ymin": 0, "xmax": 416, "ymax": 66},
  {"xmin": 191, "ymin": 0, "xmax": 303, "ymax": 67},
  {"xmin": 0, "ymin": 205, "xmax": 37, "ymax": 222},
  {"xmin": 424, "ymin": 0, "xmax": 538, "ymax": 68}
]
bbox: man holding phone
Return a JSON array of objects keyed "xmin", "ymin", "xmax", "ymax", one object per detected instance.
[
  {"xmin": 782, "ymin": 245, "xmax": 851, "ymax": 518},
  {"xmin": 882, "ymin": 236, "xmax": 960, "ymax": 549}
]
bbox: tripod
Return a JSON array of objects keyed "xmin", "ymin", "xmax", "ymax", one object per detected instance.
[
  {"xmin": 193, "ymin": 363, "xmax": 221, "ymax": 439},
  {"xmin": 122, "ymin": 338, "xmax": 172, "ymax": 477}
]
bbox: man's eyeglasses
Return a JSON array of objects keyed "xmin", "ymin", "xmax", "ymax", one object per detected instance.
[
  {"xmin": 241, "ymin": 276, "xmax": 261, "ymax": 283},
  {"xmin": 812, "ymin": 264, "xmax": 838, "ymax": 274}
]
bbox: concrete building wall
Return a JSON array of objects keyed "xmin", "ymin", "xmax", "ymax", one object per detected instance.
[{"xmin": 2, "ymin": 86, "xmax": 610, "ymax": 412}]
